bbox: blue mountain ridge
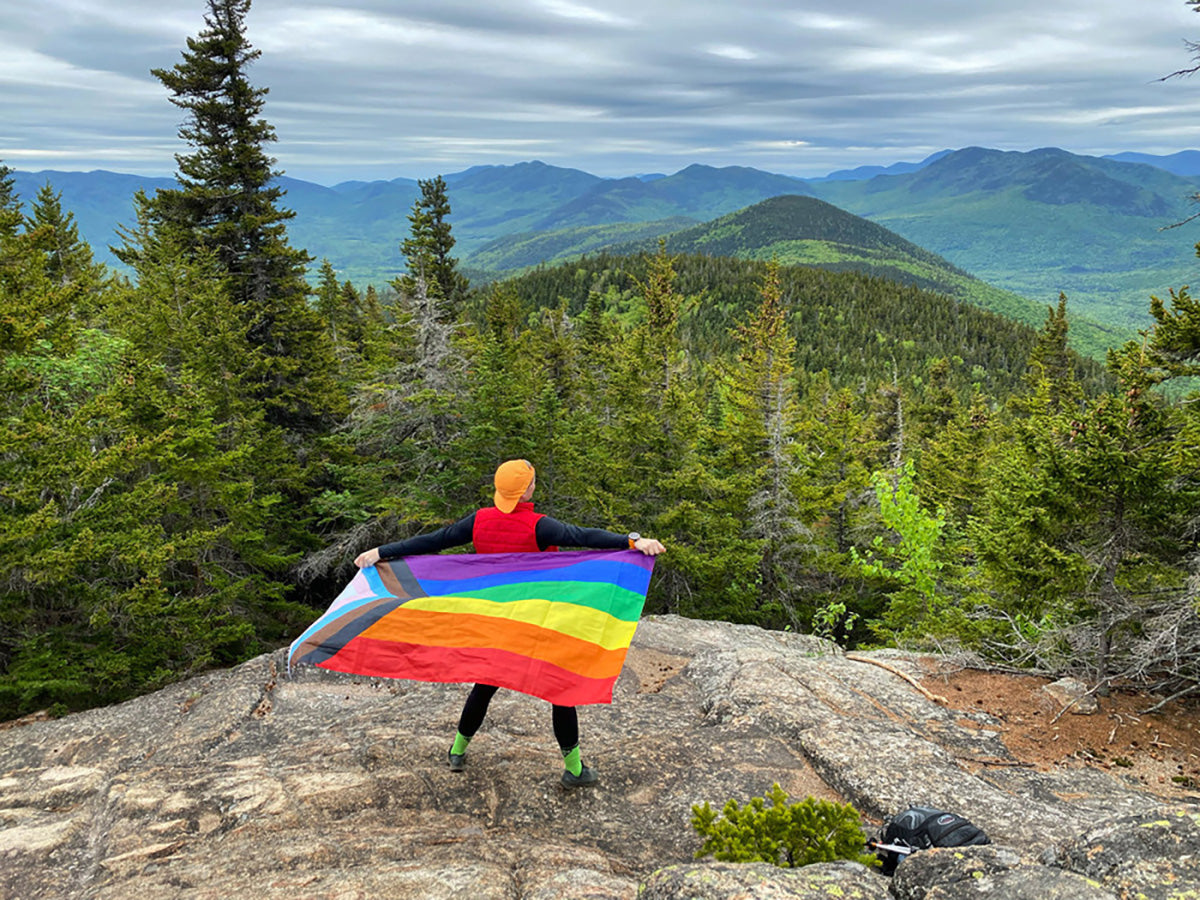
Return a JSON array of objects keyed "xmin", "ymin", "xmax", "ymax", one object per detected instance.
[
  {"xmin": 1103, "ymin": 150, "xmax": 1200, "ymax": 177},
  {"xmin": 806, "ymin": 149, "xmax": 953, "ymax": 182},
  {"xmin": 10, "ymin": 146, "xmax": 1200, "ymax": 332}
]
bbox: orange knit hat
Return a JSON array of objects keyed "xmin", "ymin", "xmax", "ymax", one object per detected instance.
[{"xmin": 493, "ymin": 459, "xmax": 535, "ymax": 513}]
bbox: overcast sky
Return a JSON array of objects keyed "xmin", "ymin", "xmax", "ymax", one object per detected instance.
[{"xmin": 5, "ymin": 0, "xmax": 1200, "ymax": 184}]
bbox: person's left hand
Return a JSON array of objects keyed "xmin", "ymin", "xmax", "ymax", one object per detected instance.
[{"xmin": 355, "ymin": 547, "xmax": 382, "ymax": 568}]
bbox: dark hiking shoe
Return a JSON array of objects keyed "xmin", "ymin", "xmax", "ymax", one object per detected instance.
[
  {"xmin": 560, "ymin": 764, "xmax": 598, "ymax": 788},
  {"xmin": 448, "ymin": 751, "xmax": 466, "ymax": 772}
]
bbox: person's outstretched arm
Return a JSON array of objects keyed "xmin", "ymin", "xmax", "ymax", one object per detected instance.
[
  {"xmin": 535, "ymin": 517, "xmax": 665, "ymax": 555},
  {"xmin": 355, "ymin": 513, "xmax": 477, "ymax": 567}
]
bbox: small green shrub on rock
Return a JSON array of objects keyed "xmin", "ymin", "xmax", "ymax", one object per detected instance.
[{"xmin": 691, "ymin": 784, "xmax": 879, "ymax": 869}]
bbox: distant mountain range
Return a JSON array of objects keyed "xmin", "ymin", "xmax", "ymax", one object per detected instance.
[
  {"xmin": 812, "ymin": 147, "xmax": 1200, "ymax": 329},
  {"xmin": 10, "ymin": 146, "xmax": 1200, "ymax": 338}
]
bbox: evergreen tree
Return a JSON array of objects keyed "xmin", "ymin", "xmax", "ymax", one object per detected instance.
[
  {"xmin": 355, "ymin": 283, "xmax": 392, "ymax": 370},
  {"xmin": 526, "ymin": 246, "xmax": 705, "ymax": 614},
  {"xmin": 0, "ymin": 163, "xmax": 21, "ymax": 240},
  {"xmin": 792, "ymin": 372, "xmax": 881, "ymax": 638},
  {"xmin": 1023, "ymin": 293, "xmax": 1083, "ymax": 413},
  {"xmin": 974, "ymin": 330, "xmax": 1195, "ymax": 680},
  {"xmin": 1028, "ymin": 295, "xmax": 1073, "ymax": 381},
  {"xmin": 313, "ymin": 258, "xmax": 366, "ymax": 367},
  {"xmin": 908, "ymin": 357, "xmax": 961, "ymax": 448},
  {"xmin": 1, "ymin": 183, "xmax": 296, "ymax": 716},
  {"xmin": 606, "ymin": 247, "xmax": 700, "ymax": 563},
  {"xmin": 451, "ymin": 283, "xmax": 537, "ymax": 485},
  {"xmin": 714, "ymin": 261, "xmax": 809, "ymax": 626},
  {"xmin": 0, "ymin": 168, "xmax": 76, "ymax": 367},
  {"xmin": 916, "ymin": 386, "xmax": 994, "ymax": 530},
  {"xmin": 328, "ymin": 270, "xmax": 470, "ymax": 569},
  {"xmin": 146, "ymin": 0, "xmax": 302, "ymax": 301},
  {"xmin": 25, "ymin": 183, "xmax": 104, "ymax": 293},
  {"xmin": 120, "ymin": 0, "xmax": 341, "ymax": 431},
  {"xmin": 1145, "ymin": 286, "xmax": 1200, "ymax": 379},
  {"xmin": 338, "ymin": 280, "xmax": 365, "ymax": 349},
  {"xmin": 795, "ymin": 373, "xmax": 879, "ymax": 557},
  {"xmin": 398, "ymin": 175, "xmax": 468, "ymax": 318},
  {"xmin": 1121, "ymin": 286, "xmax": 1200, "ymax": 696},
  {"xmin": 315, "ymin": 258, "xmax": 341, "ymax": 338},
  {"xmin": 635, "ymin": 240, "xmax": 683, "ymax": 397},
  {"xmin": 0, "ymin": 240, "xmax": 310, "ymax": 716}
]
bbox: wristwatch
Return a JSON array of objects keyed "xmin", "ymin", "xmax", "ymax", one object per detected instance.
[{"xmin": 628, "ymin": 532, "xmax": 641, "ymax": 549}]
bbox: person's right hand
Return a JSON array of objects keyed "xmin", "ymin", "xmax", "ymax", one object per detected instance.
[
  {"xmin": 633, "ymin": 537, "xmax": 666, "ymax": 556},
  {"xmin": 355, "ymin": 547, "xmax": 382, "ymax": 568}
]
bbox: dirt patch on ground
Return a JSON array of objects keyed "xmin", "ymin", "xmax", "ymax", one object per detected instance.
[
  {"xmin": 917, "ymin": 659, "xmax": 1200, "ymax": 803},
  {"xmin": 625, "ymin": 647, "xmax": 692, "ymax": 694}
]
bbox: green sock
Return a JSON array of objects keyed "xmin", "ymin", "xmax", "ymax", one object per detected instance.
[
  {"xmin": 450, "ymin": 731, "xmax": 471, "ymax": 755},
  {"xmin": 562, "ymin": 744, "xmax": 582, "ymax": 776}
]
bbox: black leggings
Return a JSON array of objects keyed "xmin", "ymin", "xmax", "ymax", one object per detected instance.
[{"xmin": 456, "ymin": 683, "xmax": 579, "ymax": 751}]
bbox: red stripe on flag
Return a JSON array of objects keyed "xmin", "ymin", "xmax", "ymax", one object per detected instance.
[{"xmin": 317, "ymin": 636, "xmax": 621, "ymax": 705}]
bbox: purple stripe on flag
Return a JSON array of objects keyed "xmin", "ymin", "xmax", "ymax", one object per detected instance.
[{"xmin": 403, "ymin": 548, "xmax": 652, "ymax": 581}]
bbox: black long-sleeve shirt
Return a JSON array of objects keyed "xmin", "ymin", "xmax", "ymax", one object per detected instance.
[{"xmin": 377, "ymin": 511, "xmax": 629, "ymax": 561}]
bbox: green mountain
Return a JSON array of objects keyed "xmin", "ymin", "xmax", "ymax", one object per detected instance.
[
  {"xmin": 809, "ymin": 147, "xmax": 1200, "ymax": 329},
  {"xmin": 441, "ymin": 161, "xmax": 606, "ymax": 242},
  {"xmin": 466, "ymin": 217, "xmax": 699, "ymax": 272},
  {"xmin": 468, "ymin": 195, "xmax": 1123, "ymax": 358}
]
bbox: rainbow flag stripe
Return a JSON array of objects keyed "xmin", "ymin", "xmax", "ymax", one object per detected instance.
[{"xmin": 288, "ymin": 550, "xmax": 654, "ymax": 705}]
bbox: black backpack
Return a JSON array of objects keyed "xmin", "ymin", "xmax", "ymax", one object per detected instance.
[{"xmin": 872, "ymin": 806, "xmax": 990, "ymax": 875}]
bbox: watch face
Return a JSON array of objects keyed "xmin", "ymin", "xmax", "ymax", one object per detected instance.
[{"xmin": 628, "ymin": 532, "xmax": 641, "ymax": 542}]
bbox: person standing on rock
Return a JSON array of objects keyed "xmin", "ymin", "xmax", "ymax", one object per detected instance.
[{"xmin": 354, "ymin": 459, "xmax": 665, "ymax": 788}]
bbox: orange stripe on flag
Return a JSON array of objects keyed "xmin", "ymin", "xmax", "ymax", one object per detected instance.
[{"xmin": 360, "ymin": 607, "xmax": 628, "ymax": 680}]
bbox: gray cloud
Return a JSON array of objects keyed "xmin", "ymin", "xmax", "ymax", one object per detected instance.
[{"xmin": 2, "ymin": 0, "xmax": 1199, "ymax": 182}]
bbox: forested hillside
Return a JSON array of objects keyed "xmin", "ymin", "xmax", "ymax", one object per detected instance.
[
  {"xmin": 475, "ymin": 195, "xmax": 1122, "ymax": 360},
  {"xmin": 492, "ymin": 250, "xmax": 1109, "ymax": 397},
  {"xmin": 2, "ymin": 0, "xmax": 1198, "ymax": 724}
]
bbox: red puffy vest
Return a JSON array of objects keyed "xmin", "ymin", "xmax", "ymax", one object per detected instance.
[{"xmin": 472, "ymin": 503, "xmax": 557, "ymax": 553}]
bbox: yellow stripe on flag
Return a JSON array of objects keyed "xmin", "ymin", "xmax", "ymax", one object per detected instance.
[{"xmin": 400, "ymin": 595, "xmax": 637, "ymax": 651}]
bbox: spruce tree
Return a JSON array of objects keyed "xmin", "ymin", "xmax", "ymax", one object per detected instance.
[
  {"xmin": 0, "ymin": 163, "xmax": 23, "ymax": 242},
  {"xmin": 636, "ymin": 239, "xmax": 683, "ymax": 397},
  {"xmin": 123, "ymin": 0, "xmax": 341, "ymax": 430},
  {"xmin": 147, "ymin": 0, "xmax": 302, "ymax": 301},
  {"xmin": 314, "ymin": 259, "xmax": 347, "ymax": 349},
  {"xmin": 789, "ymin": 373, "xmax": 882, "ymax": 637},
  {"xmin": 714, "ymin": 261, "xmax": 809, "ymax": 626},
  {"xmin": 22, "ymin": 185, "xmax": 108, "ymax": 326},
  {"xmin": 451, "ymin": 284, "xmax": 537, "ymax": 494},
  {"xmin": 0, "ymin": 167, "xmax": 76, "ymax": 364},
  {"xmin": 398, "ymin": 175, "xmax": 468, "ymax": 318},
  {"xmin": 1024, "ymin": 293, "xmax": 1082, "ymax": 413},
  {"xmin": 1146, "ymin": 286, "xmax": 1200, "ymax": 379},
  {"xmin": 973, "ymin": 324, "xmax": 1195, "ymax": 681}
]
